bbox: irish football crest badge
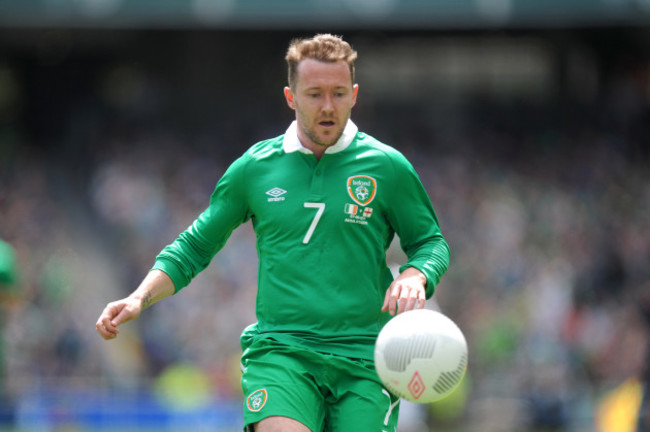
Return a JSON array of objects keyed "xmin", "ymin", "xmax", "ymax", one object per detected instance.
[
  {"xmin": 347, "ymin": 175, "xmax": 377, "ymax": 206},
  {"xmin": 247, "ymin": 388, "xmax": 267, "ymax": 412}
]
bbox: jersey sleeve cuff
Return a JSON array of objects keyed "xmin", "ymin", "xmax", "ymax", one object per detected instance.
[
  {"xmin": 151, "ymin": 260, "xmax": 185, "ymax": 294},
  {"xmin": 399, "ymin": 263, "xmax": 436, "ymax": 299}
]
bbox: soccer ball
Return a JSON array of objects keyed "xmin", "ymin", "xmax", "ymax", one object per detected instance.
[{"xmin": 374, "ymin": 309, "xmax": 468, "ymax": 403}]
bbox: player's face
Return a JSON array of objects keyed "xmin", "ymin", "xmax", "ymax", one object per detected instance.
[{"xmin": 284, "ymin": 59, "xmax": 358, "ymax": 152}]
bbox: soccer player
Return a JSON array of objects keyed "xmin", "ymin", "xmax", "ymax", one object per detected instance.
[{"xmin": 96, "ymin": 34, "xmax": 450, "ymax": 431}]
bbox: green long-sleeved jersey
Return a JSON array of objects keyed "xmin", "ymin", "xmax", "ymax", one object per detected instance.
[{"xmin": 153, "ymin": 120, "xmax": 450, "ymax": 360}]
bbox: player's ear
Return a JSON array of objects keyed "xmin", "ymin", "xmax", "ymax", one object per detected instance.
[
  {"xmin": 284, "ymin": 87, "xmax": 296, "ymax": 110},
  {"xmin": 351, "ymin": 84, "xmax": 359, "ymax": 107}
]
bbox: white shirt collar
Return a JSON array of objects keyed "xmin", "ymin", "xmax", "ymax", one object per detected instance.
[{"xmin": 282, "ymin": 119, "xmax": 358, "ymax": 155}]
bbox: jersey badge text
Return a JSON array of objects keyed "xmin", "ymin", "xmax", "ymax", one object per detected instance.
[
  {"xmin": 344, "ymin": 204, "xmax": 373, "ymax": 225},
  {"xmin": 347, "ymin": 175, "xmax": 377, "ymax": 206}
]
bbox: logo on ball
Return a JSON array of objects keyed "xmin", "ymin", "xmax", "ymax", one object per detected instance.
[{"xmin": 408, "ymin": 371, "xmax": 425, "ymax": 400}]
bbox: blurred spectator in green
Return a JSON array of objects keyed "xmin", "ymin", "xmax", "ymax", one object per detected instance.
[
  {"xmin": 0, "ymin": 238, "xmax": 19, "ymax": 425},
  {"xmin": 0, "ymin": 239, "xmax": 18, "ymax": 288}
]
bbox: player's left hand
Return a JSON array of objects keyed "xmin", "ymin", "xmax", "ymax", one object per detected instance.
[{"xmin": 382, "ymin": 267, "xmax": 427, "ymax": 316}]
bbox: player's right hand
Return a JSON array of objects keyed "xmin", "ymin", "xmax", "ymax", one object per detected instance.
[{"xmin": 95, "ymin": 298, "xmax": 142, "ymax": 340}]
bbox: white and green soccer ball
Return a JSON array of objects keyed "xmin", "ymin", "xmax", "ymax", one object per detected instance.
[{"xmin": 374, "ymin": 309, "xmax": 468, "ymax": 403}]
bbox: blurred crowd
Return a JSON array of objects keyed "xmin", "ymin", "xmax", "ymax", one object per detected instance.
[{"xmin": 0, "ymin": 29, "xmax": 649, "ymax": 431}]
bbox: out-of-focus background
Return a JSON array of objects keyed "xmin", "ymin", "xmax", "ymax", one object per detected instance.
[{"xmin": 1, "ymin": 1, "xmax": 649, "ymax": 431}]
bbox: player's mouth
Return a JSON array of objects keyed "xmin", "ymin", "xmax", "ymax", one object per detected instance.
[{"xmin": 318, "ymin": 120, "xmax": 336, "ymax": 128}]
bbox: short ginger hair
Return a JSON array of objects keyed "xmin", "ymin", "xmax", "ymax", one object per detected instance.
[{"xmin": 285, "ymin": 34, "xmax": 358, "ymax": 89}]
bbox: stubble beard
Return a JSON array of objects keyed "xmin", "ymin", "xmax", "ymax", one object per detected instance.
[
  {"xmin": 303, "ymin": 125, "xmax": 342, "ymax": 149},
  {"xmin": 297, "ymin": 111, "xmax": 348, "ymax": 149}
]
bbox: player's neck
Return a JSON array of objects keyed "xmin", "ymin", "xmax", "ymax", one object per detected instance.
[
  {"xmin": 298, "ymin": 136, "xmax": 328, "ymax": 160},
  {"xmin": 308, "ymin": 145, "xmax": 327, "ymax": 161}
]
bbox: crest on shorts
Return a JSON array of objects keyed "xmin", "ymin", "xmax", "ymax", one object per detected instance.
[
  {"xmin": 347, "ymin": 175, "xmax": 377, "ymax": 206},
  {"xmin": 247, "ymin": 388, "xmax": 267, "ymax": 412}
]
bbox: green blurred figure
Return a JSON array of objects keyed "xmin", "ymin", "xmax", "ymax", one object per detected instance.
[
  {"xmin": 0, "ymin": 240, "xmax": 18, "ymax": 287},
  {"xmin": 0, "ymin": 239, "xmax": 19, "ymax": 425}
]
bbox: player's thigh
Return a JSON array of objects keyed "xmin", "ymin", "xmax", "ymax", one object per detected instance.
[
  {"xmin": 254, "ymin": 416, "xmax": 312, "ymax": 432},
  {"xmin": 326, "ymin": 359, "xmax": 400, "ymax": 432},
  {"xmin": 241, "ymin": 339, "xmax": 325, "ymax": 431}
]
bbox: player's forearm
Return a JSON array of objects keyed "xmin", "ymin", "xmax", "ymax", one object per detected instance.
[
  {"xmin": 400, "ymin": 234, "xmax": 450, "ymax": 296},
  {"xmin": 130, "ymin": 269, "xmax": 175, "ymax": 310}
]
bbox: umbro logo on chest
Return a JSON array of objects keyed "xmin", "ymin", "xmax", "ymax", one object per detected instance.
[{"xmin": 266, "ymin": 187, "xmax": 287, "ymax": 202}]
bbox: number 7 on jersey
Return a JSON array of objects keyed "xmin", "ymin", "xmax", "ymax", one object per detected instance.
[{"xmin": 303, "ymin": 202, "xmax": 325, "ymax": 244}]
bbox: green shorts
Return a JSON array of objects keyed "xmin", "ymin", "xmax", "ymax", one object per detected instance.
[{"xmin": 240, "ymin": 337, "xmax": 400, "ymax": 431}]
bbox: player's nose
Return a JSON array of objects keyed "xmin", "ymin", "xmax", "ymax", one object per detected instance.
[{"xmin": 322, "ymin": 94, "xmax": 334, "ymax": 112}]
